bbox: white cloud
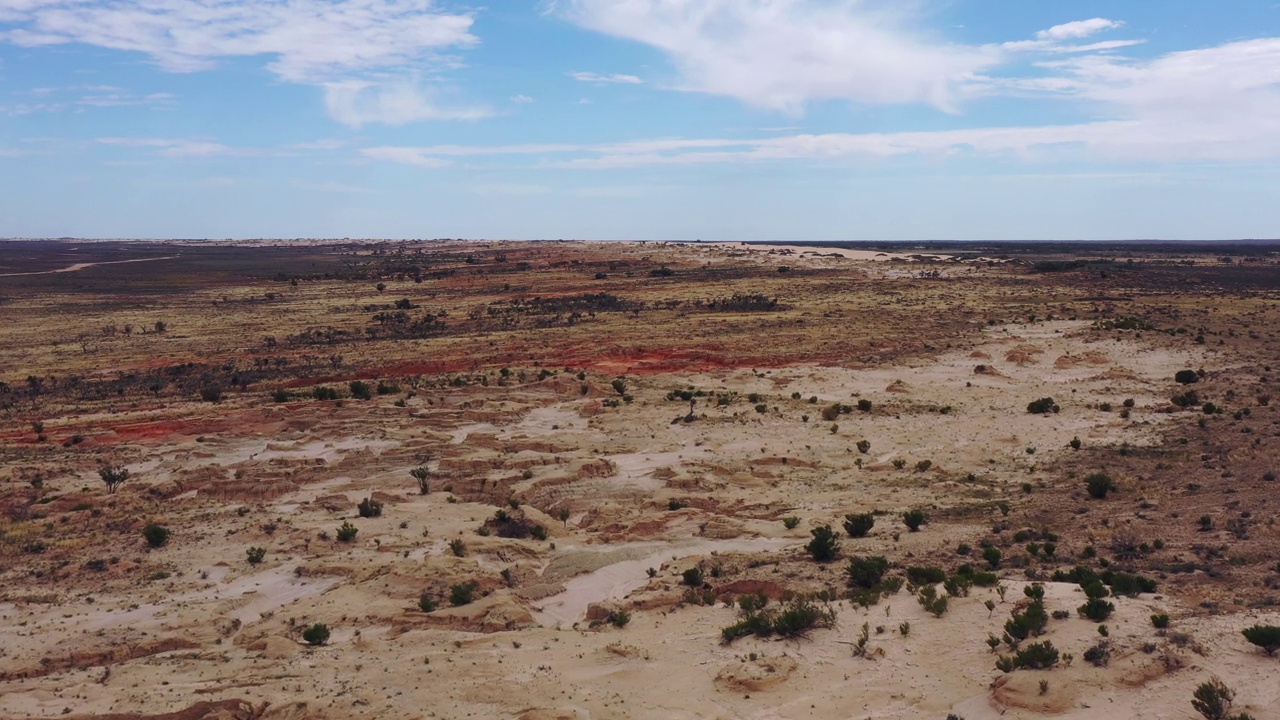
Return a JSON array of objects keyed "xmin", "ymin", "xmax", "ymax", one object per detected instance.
[
  {"xmin": 0, "ymin": 0, "xmax": 484, "ymax": 126},
  {"xmin": 1037, "ymin": 18, "xmax": 1122, "ymax": 41},
  {"xmin": 322, "ymin": 81, "xmax": 491, "ymax": 128},
  {"xmin": 360, "ymin": 146, "xmax": 454, "ymax": 168},
  {"xmin": 557, "ymin": 0, "xmax": 1000, "ymax": 113},
  {"xmin": 96, "ymin": 137, "xmax": 242, "ymax": 157},
  {"xmin": 511, "ymin": 94, "xmax": 536, "ymax": 104},
  {"xmin": 569, "ymin": 71, "xmax": 643, "ymax": 84}
]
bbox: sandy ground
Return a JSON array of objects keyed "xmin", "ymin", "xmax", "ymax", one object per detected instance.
[{"xmin": 1, "ymin": 240, "xmax": 1278, "ymax": 720}]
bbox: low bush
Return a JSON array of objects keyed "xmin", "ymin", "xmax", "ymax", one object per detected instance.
[
  {"xmin": 142, "ymin": 523, "xmax": 171, "ymax": 548},
  {"xmin": 1242, "ymin": 625, "xmax": 1280, "ymax": 656},
  {"xmin": 843, "ymin": 513, "xmax": 875, "ymax": 538},
  {"xmin": 357, "ymin": 497, "xmax": 383, "ymax": 518},
  {"xmin": 1027, "ymin": 397, "xmax": 1060, "ymax": 414},
  {"xmin": 1079, "ymin": 597, "xmax": 1115, "ymax": 622},
  {"xmin": 807, "ymin": 525, "xmax": 841, "ymax": 562},
  {"xmin": 302, "ymin": 623, "xmax": 330, "ymax": 646},
  {"xmin": 903, "ymin": 509, "xmax": 928, "ymax": 532},
  {"xmin": 450, "ymin": 581, "xmax": 478, "ymax": 606},
  {"xmin": 336, "ymin": 521, "xmax": 359, "ymax": 542},
  {"xmin": 1086, "ymin": 473, "xmax": 1117, "ymax": 499},
  {"xmin": 847, "ymin": 556, "xmax": 890, "ymax": 590},
  {"xmin": 246, "ymin": 546, "xmax": 266, "ymax": 564}
]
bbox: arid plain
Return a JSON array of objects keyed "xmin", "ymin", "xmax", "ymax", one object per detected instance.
[{"xmin": 1, "ymin": 239, "xmax": 1278, "ymax": 720}]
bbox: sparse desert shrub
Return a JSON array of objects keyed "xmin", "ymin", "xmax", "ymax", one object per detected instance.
[
  {"xmin": 906, "ymin": 566, "xmax": 946, "ymax": 587},
  {"xmin": 530, "ymin": 524, "xmax": 548, "ymax": 541},
  {"xmin": 450, "ymin": 581, "xmax": 478, "ymax": 606},
  {"xmin": 843, "ymin": 513, "xmax": 875, "ymax": 538},
  {"xmin": 357, "ymin": 497, "xmax": 383, "ymax": 518},
  {"xmin": 1083, "ymin": 640, "xmax": 1112, "ymax": 667},
  {"xmin": 997, "ymin": 641, "xmax": 1060, "ymax": 672},
  {"xmin": 418, "ymin": 592, "xmax": 438, "ymax": 612},
  {"xmin": 846, "ymin": 555, "xmax": 890, "ymax": 590},
  {"xmin": 1069, "ymin": 436, "xmax": 1082, "ymax": 450},
  {"xmin": 610, "ymin": 378, "xmax": 627, "ymax": 395},
  {"xmin": 312, "ymin": 385, "xmax": 340, "ymax": 401},
  {"xmin": 1175, "ymin": 369, "xmax": 1201, "ymax": 385},
  {"xmin": 1241, "ymin": 625, "xmax": 1280, "ymax": 656},
  {"xmin": 857, "ymin": 399, "xmax": 873, "ymax": 413},
  {"xmin": 1026, "ymin": 397, "xmax": 1060, "ymax": 414},
  {"xmin": 302, "ymin": 623, "xmax": 330, "ymax": 646},
  {"xmin": 783, "ymin": 516, "xmax": 801, "ymax": 530},
  {"xmin": 608, "ymin": 609, "xmax": 631, "ymax": 628},
  {"xmin": 682, "ymin": 567, "xmax": 704, "ymax": 586},
  {"xmin": 807, "ymin": 525, "xmax": 841, "ymax": 562},
  {"xmin": 771, "ymin": 598, "xmax": 838, "ymax": 638},
  {"xmin": 1192, "ymin": 678, "xmax": 1236, "ymax": 720},
  {"xmin": 903, "ymin": 509, "xmax": 927, "ymax": 532},
  {"xmin": 982, "ymin": 546, "xmax": 1003, "ymax": 569},
  {"xmin": 1086, "ymin": 473, "xmax": 1116, "ymax": 499},
  {"xmin": 892, "ymin": 458, "xmax": 907, "ymax": 470},
  {"xmin": 1004, "ymin": 601, "xmax": 1049, "ymax": 644},
  {"xmin": 410, "ymin": 466, "xmax": 430, "ymax": 494},
  {"xmin": 272, "ymin": 388, "xmax": 292, "ymax": 403},
  {"xmin": 668, "ymin": 498, "xmax": 688, "ymax": 511},
  {"xmin": 349, "ymin": 380, "xmax": 373, "ymax": 400},
  {"xmin": 247, "ymin": 546, "xmax": 266, "ymax": 564},
  {"xmin": 915, "ymin": 459, "xmax": 933, "ymax": 472},
  {"xmin": 142, "ymin": 523, "xmax": 170, "ymax": 548},
  {"xmin": 916, "ymin": 586, "xmax": 949, "ymax": 617},
  {"xmin": 336, "ymin": 521, "xmax": 359, "ymax": 543},
  {"xmin": 856, "ymin": 439, "xmax": 871, "ymax": 454},
  {"xmin": 99, "ymin": 465, "xmax": 130, "ymax": 494},
  {"xmin": 1151, "ymin": 613, "xmax": 1170, "ymax": 629},
  {"xmin": 200, "ymin": 385, "xmax": 223, "ymax": 403},
  {"xmin": 1079, "ymin": 597, "xmax": 1115, "ymax": 622}
]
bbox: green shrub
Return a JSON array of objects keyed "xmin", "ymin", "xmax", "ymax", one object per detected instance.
[
  {"xmin": 682, "ymin": 567, "xmax": 704, "ymax": 586},
  {"xmin": 418, "ymin": 592, "xmax": 438, "ymax": 612},
  {"xmin": 312, "ymin": 386, "xmax": 340, "ymax": 401},
  {"xmin": 857, "ymin": 399, "xmax": 873, "ymax": 412},
  {"xmin": 200, "ymin": 385, "xmax": 223, "ymax": 403},
  {"xmin": 410, "ymin": 466, "xmax": 431, "ymax": 494},
  {"xmin": 772, "ymin": 598, "xmax": 838, "ymax": 638},
  {"xmin": 1005, "ymin": 601, "xmax": 1048, "ymax": 643},
  {"xmin": 916, "ymin": 586, "xmax": 948, "ymax": 617},
  {"xmin": 1078, "ymin": 597, "xmax": 1115, "ymax": 622},
  {"xmin": 856, "ymin": 440, "xmax": 871, "ymax": 454},
  {"xmin": 997, "ymin": 640, "xmax": 1060, "ymax": 672},
  {"xmin": 906, "ymin": 566, "xmax": 946, "ymax": 587},
  {"xmin": 349, "ymin": 381, "xmax": 373, "ymax": 400},
  {"xmin": 1175, "ymin": 369, "xmax": 1200, "ymax": 385},
  {"xmin": 246, "ymin": 546, "xmax": 266, "ymax": 564},
  {"xmin": 357, "ymin": 497, "xmax": 382, "ymax": 518},
  {"xmin": 843, "ymin": 513, "xmax": 875, "ymax": 538},
  {"xmin": 982, "ymin": 546, "xmax": 1002, "ymax": 569},
  {"xmin": 530, "ymin": 524, "xmax": 548, "ymax": 541},
  {"xmin": 302, "ymin": 623, "xmax": 330, "ymax": 646},
  {"xmin": 806, "ymin": 525, "xmax": 841, "ymax": 562},
  {"xmin": 142, "ymin": 523, "xmax": 171, "ymax": 548},
  {"xmin": 450, "ymin": 581, "xmax": 478, "ymax": 606},
  {"xmin": 1085, "ymin": 473, "xmax": 1116, "ymax": 499},
  {"xmin": 847, "ymin": 556, "xmax": 890, "ymax": 589},
  {"xmin": 336, "ymin": 521, "xmax": 359, "ymax": 542},
  {"xmin": 782, "ymin": 516, "xmax": 801, "ymax": 530},
  {"xmin": 608, "ymin": 610, "xmax": 631, "ymax": 628},
  {"xmin": 1191, "ymin": 678, "xmax": 1234, "ymax": 720},
  {"xmin": 1241, "ymin": 625, "xmax": 1280, "ymax": 656},
  {"xmin": 1151, "ymin": 614, "xmax": 1170, "ymax": 629},
  {"xmin": 903, "ymin": 509, "xmax": 928, "ymax": 532},
  {"xmin": 1026, "ymin": 397, "xmax": 1060, "ymax": 414}
]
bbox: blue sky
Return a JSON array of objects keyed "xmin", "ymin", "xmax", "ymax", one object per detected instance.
[{"xmin": 2, "ymin": 0, "xmax": 1279, "ymax": 240}]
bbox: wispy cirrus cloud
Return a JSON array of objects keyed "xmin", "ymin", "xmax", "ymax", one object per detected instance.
[
  {"xmin": 96, "ymin": 137, "xmax": 244, "ymax": 158},
  {"xmin": 569, "ymin": 71, "xmax": 643, "ymax": 84},
  {"xmin": 0, "ymin": 0, "xmax": 486, "ymax": 126}
]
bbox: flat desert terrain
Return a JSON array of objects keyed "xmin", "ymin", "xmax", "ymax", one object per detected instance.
[{"xmin": 1, "ymin": 239, "xmax": 1278, "ymax": 720}]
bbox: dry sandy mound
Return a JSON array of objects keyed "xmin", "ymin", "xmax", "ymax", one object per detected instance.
[
  {"xmin": 1005, "ymin": 344, "xmax": 1045, "ymax": 366},
  {"xmin": 989, "ymin": 673, "xmax": 1076, "ymax": 713},
  {"xmin": 714, "ymin": 656, "xmax": 798, "ymax": 693},
  {"xmin": 418, "ymin": 591, "xmax": 536, "ymax": 633},
  {"xmin": 970, "ymin": 351, "xmax": 992, "ymax": 359},
  {"xmin": 885, "ymin": 379, "xmax": 911, "ymax": 393},
  {"xmin": 517, "ymin": 709, "xmax": 589, "ymax": 720},
  {"xmin": 1054, "ymin": 351, "xmax": 1111, "ymax": 368},
  {"xmin": 1090, "ymin": 366, "xmax": 1143, "ymax": 382}
]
